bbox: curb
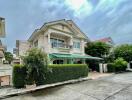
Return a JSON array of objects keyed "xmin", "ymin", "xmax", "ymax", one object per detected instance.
[{"xmin": 0, "ymin": 77, "xmax": 91, "ymax": 99}]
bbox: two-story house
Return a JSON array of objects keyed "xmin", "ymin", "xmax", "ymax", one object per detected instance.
[{"xmin": 15, "ymin": 19, "xmax": 101, "ymax": 64}]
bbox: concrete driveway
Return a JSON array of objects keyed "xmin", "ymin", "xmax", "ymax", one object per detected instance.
[{"xmin": 4, "ymin": 72, "xmax": 132, "ymax": 100}]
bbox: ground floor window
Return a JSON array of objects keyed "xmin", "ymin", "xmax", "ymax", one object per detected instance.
[{"xmin": 53, "ymin": 60, "xmax": 64, "ymax": 64}]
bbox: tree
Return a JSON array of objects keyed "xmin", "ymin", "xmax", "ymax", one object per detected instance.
[
  {"xmin": 4, "ymin": 52, "xmax": 13, "ymax": 64},
  {"xmin": 23, "ymin": 48, "xmax": 48, "ymax": 86},
  {"xmin": 85, "ymin": 42, "xmax": 111, "ymax": 58},
  {"xmin": 112, "ymin": 44, "xmax": 132, "ymax": 62}
]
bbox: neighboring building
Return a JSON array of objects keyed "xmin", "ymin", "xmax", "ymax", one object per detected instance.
[
  {"xmin": 0, "ymin": 17, "xmax": 6, "ymax": 64},
  {"xmin": 15, "ymin": 40, "xmax": 30, "ymax": 56},
  {"xmin": 95, "ymin": 37, "xmax": 114, "ymax": 46},
  {"xmin": 0, "ymin": 17, "xmax": 5, "ymax": 37},
  {"xmin": 14, "ymin": 19, "xmax": 101, "ymax": 64},
  {"xmin": 0, "ymin": 40, "xmax": 5, "ymax": 63}
]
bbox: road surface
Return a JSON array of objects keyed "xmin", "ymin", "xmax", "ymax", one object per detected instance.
[{"xmin": 4, "ymin": 72, "xmax": 132, "ymax": 100}]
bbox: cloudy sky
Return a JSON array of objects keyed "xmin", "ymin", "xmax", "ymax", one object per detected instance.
[{"xmin": 0, "ymin": 0, "xmax": 132, "ymax": 52}]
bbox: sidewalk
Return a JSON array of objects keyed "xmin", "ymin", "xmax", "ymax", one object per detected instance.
[
  {"xmin": 0, "ymin": 72, "xmax": 113, "ymax": 99},
  {"xmin": 0, "ymin": 77, "xmax": 90, "ymax": 99},
  {"xmin": 89, "ymin": 72, "xmax": 113, "ymax": 79}
]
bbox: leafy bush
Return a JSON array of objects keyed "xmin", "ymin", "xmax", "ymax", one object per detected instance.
[
  {"xmin": 44, "ymin": 64, "xmax": 89, "ymax": 84},
  {"xmin": 23, "ymin": 48, "xmax": 48, "ymax": 86},
  {"xmin": 107, "ymin": 63, "xmax": 115, "ymax": 72},
  {"xmin": 114, "ymin": 58, "xmax": 127, "ymax": 72},
  {"xmin": 113, "ymin": 44, "xmax": 132, "ymax": 62},
  {"xmin": 107, "ymin": 58, "xmax": 128, "ymax": 72},
  {"xmin": 12, "ymin": 64, "xmax": 26, "ymax": 88}
]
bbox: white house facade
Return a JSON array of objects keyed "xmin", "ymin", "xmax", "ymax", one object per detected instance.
[{"xmin": 15, "ymin": 19, "xmax": 101, "ymax": 64}]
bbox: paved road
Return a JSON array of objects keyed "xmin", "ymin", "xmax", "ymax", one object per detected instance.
[{"xmin": 4, "ymin": 72, "xmax": 132, "ymax": 100}]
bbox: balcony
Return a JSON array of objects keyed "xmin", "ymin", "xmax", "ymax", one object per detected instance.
[{"xmin": 51, "ymin": 43, "xmax": 72, "ymax": 49}]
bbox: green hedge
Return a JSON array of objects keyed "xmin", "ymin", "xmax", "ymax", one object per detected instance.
[
  {"xmin": 107, "ymin": 63, "xmax": 115, "ymax": 72},
  {"xmin": 12, "ymin": 64, "xmax": 89, "ymax": 88},
  {"xmin": 12, "ymin": 64, "xmax": 27, "ymax": 88},
  {"xmin": 107, "ymin": 63, "xmax": 127, "ymax": 73},
  {"xmin": 44, "ymin": 64, "xmax": 89, "ymax": 84}
]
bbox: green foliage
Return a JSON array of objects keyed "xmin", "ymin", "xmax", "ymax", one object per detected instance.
[
  {"xmin": 12, "ymin": 64, "xmax": 26, "ymax": 88},
  {"xmin": 107, "ymin": 58, "xmax": 128, "ymax": 72},
  {"xmin": 4, "ymin": 52, "xmax": 13, "ymax": 64},
  {"xmin": 85, "ymin": 42, "xmax": 110, "ymax": 58},
  {"xmin": 44, "ymin": 64, "xmax": 89, "ymax": 84},
  {"xmin": 107, "ymin": 63, "xmax": 116, "ymax": 72},
  {"xmin": 23, "ymin": 48, "xmax": 48, "ymax": 86},
  {"xmin": 114, "ymin": 58, "xmax": 128, "ymax": 71},
  {"xmin": 113, "ymin": 44, "xmax": 132, "ymax": 62}
]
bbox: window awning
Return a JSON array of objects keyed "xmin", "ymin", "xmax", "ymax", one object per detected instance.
[{"xmin": 49, "ymin": 53, "xmax": 102, "ymax": 60}]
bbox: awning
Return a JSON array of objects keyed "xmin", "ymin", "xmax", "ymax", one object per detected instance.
[{"xmin": 49, "ymin": 53, "xmax": 102, "ymax": 60}]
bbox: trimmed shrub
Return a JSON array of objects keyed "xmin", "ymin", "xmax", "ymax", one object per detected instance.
[
  {"xmin": 44, "ymin": 64, "xmax": 89, "ymax": 84},
  {"xmin": 12, "ymin": 64, "xmax": 27, "ymax": 88},
  {"xmin": 107, "ymin": 58, "xmax": 127, "ymax": 73},
  {"xmin": 107, "ymin": 63, "xmax": 115, "ymax": 72},
  {"xmin": 114, "ymin": 58, "xmax": 127, "ymax": 72}
]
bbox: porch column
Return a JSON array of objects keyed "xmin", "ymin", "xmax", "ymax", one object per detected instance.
[
  {"xmin": 81, "ymin": 39, "xmax": 85, "ymax": 55},
  {"xmin": 82, "ymin": 59, "xmax": 86, "ymax": 64},
  {"xmin": 48, "ymin": 33, "xmax": 51, "ymax": 52},
  {"xmin": 48, "ymin": 33, "xmax": 50, "ymax": 44},
  {"xmin": 69, "ymin": 59, "xmax": 73, "ymax": 64}
]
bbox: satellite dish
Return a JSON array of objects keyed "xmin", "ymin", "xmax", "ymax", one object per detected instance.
[{"xmin": 0, "ymin": 17, "xmax": 6, "ymax": 37}]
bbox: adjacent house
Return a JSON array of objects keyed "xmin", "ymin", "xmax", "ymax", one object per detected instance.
[
  {"xmin": 14, "ymin": 19, "xmax": 101, "ymax": 64},
  {"xmin": 0, "ymin": 40, "xmax": 5, "ymax": 63},
  {"xmin": 0, "ymin": 17, "xmax": 6, "ymax": 64},
  {"xmin": 0, "ymin": 17, "xmax": 5, "ymax": 37},
  {"xmin": 95, "ymin": 37, "xmax": 114, "ymax": 46}
]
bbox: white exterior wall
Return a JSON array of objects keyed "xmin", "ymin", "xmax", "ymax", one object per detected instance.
[{"xmin": 30, "ymin": 28, "xmax": 86, "ymax": 55}]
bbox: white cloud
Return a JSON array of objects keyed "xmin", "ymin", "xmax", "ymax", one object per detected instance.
[
  {"xmin": 64, "ymin": 0, "xmax": 93, "ymax": 18},
  {"xmin": 95, "ymin": 0, "xmax": 124, "ymax": 12}
]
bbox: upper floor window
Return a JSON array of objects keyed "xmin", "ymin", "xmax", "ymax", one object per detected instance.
[
  {"xmin": 50, "ymin": 38, "xmax": 64, "ymax": 48},
  {"xmin": 34, "ymin": 40, "xmax": 38, "ymax": 47},
  {"xmin": 73, "ymin": 42, "xmax": 80, "ymax": 49}
]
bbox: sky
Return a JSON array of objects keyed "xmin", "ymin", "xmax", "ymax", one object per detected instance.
[{"xmin": 0, "ymin": 0, "xmax": 132, "ymax": 52}]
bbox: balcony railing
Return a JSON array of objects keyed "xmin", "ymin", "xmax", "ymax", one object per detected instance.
[{"xmin": 51, "ymin": 43, "xmax": 72, "ymax": 49}]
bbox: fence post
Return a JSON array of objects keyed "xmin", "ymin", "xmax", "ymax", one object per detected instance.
[{"xmin": 99, "ymin": 63, "xmax": 103, "ymax": 73}]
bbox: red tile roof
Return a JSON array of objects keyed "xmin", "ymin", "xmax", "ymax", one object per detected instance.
[{"xmin": 97, "ymin": 37, "xmax": 112, "ymax": 42}]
